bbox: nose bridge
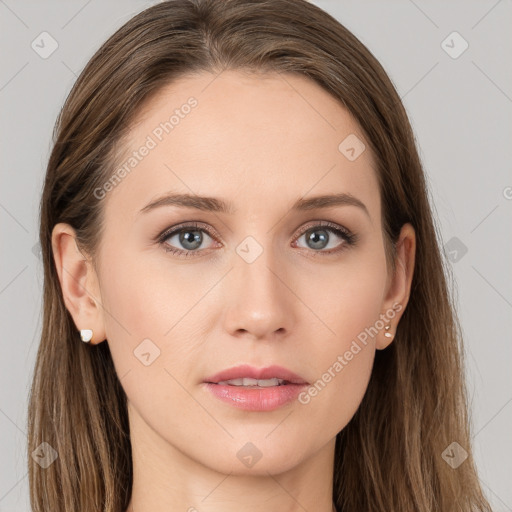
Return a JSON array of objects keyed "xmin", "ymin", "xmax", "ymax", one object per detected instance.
[
  {"xmin": 223, "ymin": 232, "xmax": 296, "ymax": 338},
  {"xmin": 234, "ymin": 233, "xmax": 283, "ymax": 302}
]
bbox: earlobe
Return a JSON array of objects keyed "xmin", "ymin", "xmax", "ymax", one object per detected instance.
[
  {"xmin": 51, "ymin": 223, "xmax": 107, "ymax": 345},
  {"xmin": 376, "ymin": 223, "xmax": 416, "ymax": 350}
]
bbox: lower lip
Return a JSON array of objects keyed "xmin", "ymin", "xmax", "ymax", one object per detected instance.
[{"xmin": 203, "ymin": 382, "xmax": 308, "ymax": 411}]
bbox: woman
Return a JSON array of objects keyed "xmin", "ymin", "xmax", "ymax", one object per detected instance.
[{"xmin": 27, "ymin": 0, "xmax": 493, "ymax": 510}]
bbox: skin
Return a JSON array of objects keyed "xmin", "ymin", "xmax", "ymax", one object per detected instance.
[{"xmin": 52, "ymin": 70, "xmax": 415, "ymax": 512}]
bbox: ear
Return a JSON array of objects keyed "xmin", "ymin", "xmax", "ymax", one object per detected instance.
[
  {"xmin": 376, "ymin": 222, "xmax": 416, "ymax": 350},
  {"xmin": 51, "ymin": 223, "xmax": 107, "ymax": 345}
]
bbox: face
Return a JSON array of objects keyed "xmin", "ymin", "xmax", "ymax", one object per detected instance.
[{"xmin": 59, "ymin": 70, "xmax": 413, "ymax": 476}]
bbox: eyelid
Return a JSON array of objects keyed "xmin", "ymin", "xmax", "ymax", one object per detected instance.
[
  {"xmin": 156, "ymin": 221, "xmax": 220, "ymax": 244},
  {"xmin": 294, "ymin": 220, "xmax": 351, "ymax": 237},
  {"xmin": 157, "ymin": 220, "xmax": 351, "ymax": 240}
]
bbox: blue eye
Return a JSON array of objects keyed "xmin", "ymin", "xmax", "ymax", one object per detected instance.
[
  {"xmin": 157, "ymin": 221, "xmax": 357, "ymax": 258},
  {"xmin": 293, "ymin": 223, "xmax": 357, "ymax": 254},
  {"xmin": 158, "ymin": 222, "xmax": 217, "ymax": 258}
]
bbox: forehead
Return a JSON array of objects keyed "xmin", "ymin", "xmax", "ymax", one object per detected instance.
[{"xmin": 104, "ymin": 69, "xmax": 380, "ymax": 225}]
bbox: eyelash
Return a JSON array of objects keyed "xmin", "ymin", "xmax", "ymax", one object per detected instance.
[{"xmin": 156, "ymin": 221, "xmax": 358, "ymax": 259}]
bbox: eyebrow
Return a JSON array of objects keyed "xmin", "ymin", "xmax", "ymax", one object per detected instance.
[{"xmin": 139, "ymin": 192, "xmax": 370, "ymax": 218}]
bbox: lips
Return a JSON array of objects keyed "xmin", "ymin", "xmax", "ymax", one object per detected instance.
[
  {"xmin": 202, "ymin": 364, "xmax": 309, "ymax": 411},
  {"xmin": 203, "ymin": 364, "xmax": 309, "ymax": 385}
]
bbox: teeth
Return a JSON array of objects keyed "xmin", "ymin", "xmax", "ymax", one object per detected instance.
[{"xmin": 217, "ymin": 377, "xmax": 286, "ymax": 387}]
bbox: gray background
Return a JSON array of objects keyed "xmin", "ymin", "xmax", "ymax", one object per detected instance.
[{"xmin": 1, "ymin": 0, "xmax": 511, "ymax": 510}]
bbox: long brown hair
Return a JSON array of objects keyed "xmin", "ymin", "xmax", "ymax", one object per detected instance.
[{"xmin": 28, "ymin": 0, "xmax": 493, "ymax": 510}]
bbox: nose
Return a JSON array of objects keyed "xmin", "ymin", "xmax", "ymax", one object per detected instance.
[{"xmin": 222, "ymin": 246, "xmax": 297, "ymax": 342}]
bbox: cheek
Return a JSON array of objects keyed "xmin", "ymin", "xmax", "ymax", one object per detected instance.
[
  {"xmin": 97, "ymin": 250, "xmax": 200, "ymax": 422},
  {"xmin": 97, "ymin": 245, "xmax": 212, "ymax": 385},
  {"xmin": 295, "ymin": 251, "xmax": 387, "ymax": 433},
  {"xmin": 100, "ymin": 247, "xmax": 182, "ymax": 338},
  {"xmin": 96, "ymin": 246, "xmax": 173, "ymax": 377},
  {"xmin": 306, "ymin": 247, "xmax": 388, "ymax": 352}
]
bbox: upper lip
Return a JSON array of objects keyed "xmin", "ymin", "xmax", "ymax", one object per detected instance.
[{"xmin": 204, "ymin": 364, "xmax": 309, "ymax": 385}]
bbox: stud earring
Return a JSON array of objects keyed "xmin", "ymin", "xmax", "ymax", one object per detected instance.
[
  {"xmin": 384, "ymin": 324, "xmax": 394, "ymax": 339},
  {"xmin": 80, "ymin": 329, "xmax": 93, "ymax": 343}
]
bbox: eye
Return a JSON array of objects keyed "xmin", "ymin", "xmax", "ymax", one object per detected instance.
[
  {"xmin": 292, "ymin": 221, "xmax": 357, "ymax": 255},
  {"xmin": 156, "ymin": 220, "xmax": 358, "ymax": 258},
  {"xmin": 158, "ymin": 222, "xmax": 219, "ymax": 258}
]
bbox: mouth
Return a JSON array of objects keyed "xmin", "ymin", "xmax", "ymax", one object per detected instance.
[{"xmin": 202, "ymin": 365, "xmax": 309, "ymax": 411}]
